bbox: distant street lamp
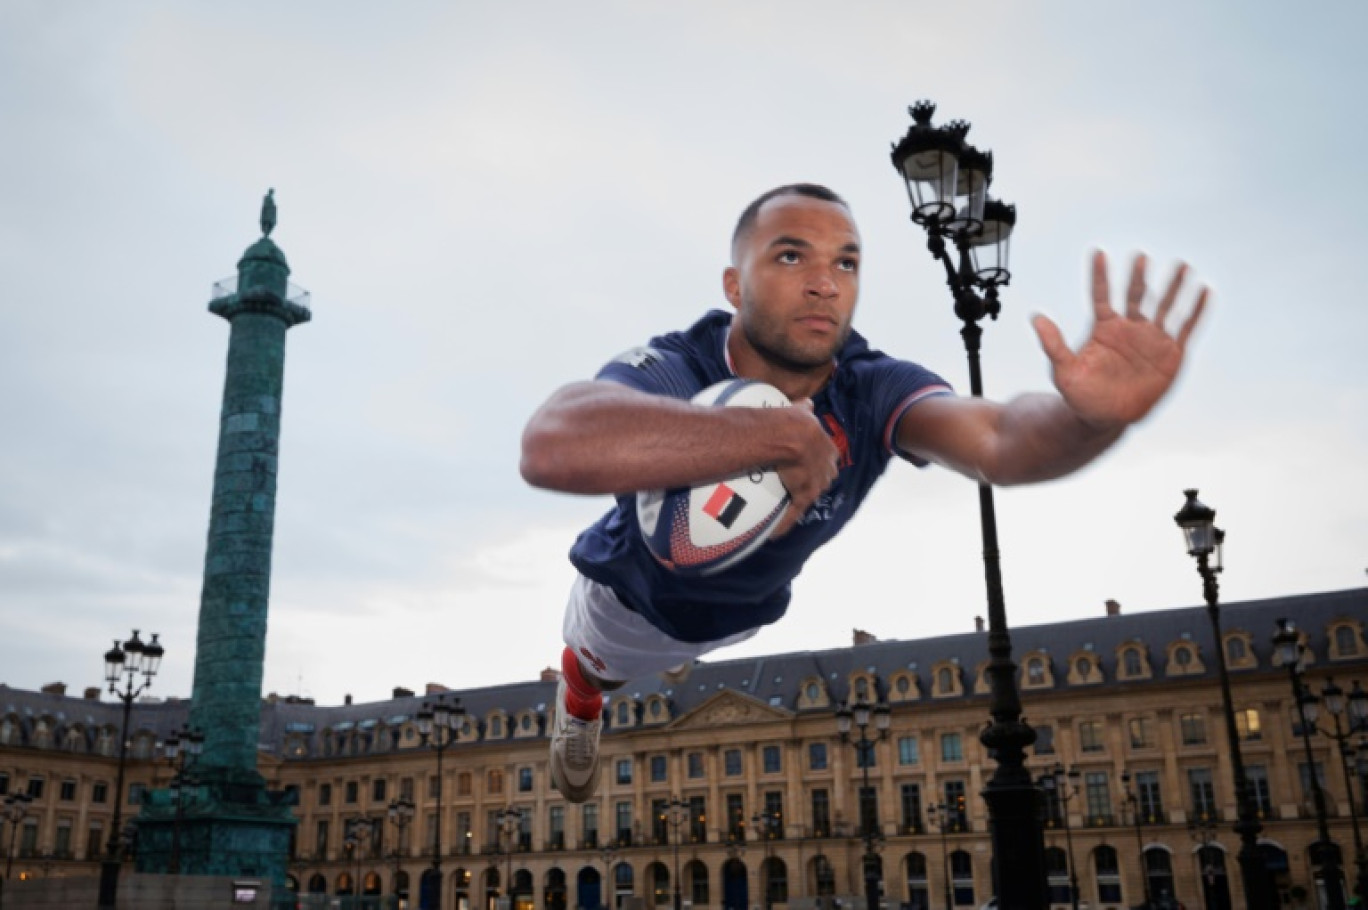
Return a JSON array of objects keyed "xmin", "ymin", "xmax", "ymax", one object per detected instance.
[
  {"xmin": 752, "ymin": 805, "xmax": 781, "ymax": 910},
  {"xmin": 4, "ymin": 792, "xmax": 34, "ymax": 895},
  {"xmin": 666, "ymin": 798, "xmax": 688, "ymax": 910},
  {"xmin": 388, "ymin": 796, "xmax": 415, "ymax": 898},
  {"xmin": 416, "ymin": 694, "xmax": 464, "ymax": 910},
  {"xmin": 1313, "ymin": 679, "xmax": 1368, "ymax": 902},
  {"xmin": 1121, "ymin": 770, "xmax": 1154, "ymax": 909},
  {"xmin": 599, "ymin": 842, "xmax": 618, "ymax": 910},
  {"xmin": 497, "ymin": 807, "xmax": 523, "ymax": 910},
  {"xmin": 98, "ymin": 629, "xmax": 163, "ymax": 909},
  {"xmin": 1273, "ymin": 619, "xmax": 1348, "ymax": 909},
  {"xmin": 1174, "ymin": 490, "xmax": 1275, "ymax": 910},
  {"xmin": 345, "ymin": 816, "xmax": 376, "ymax": 909},
  {"xmin": 161, "ymin": 724, "xmax": 203, "ymax": 875},
  {"xmin": 926, "ymin": 803, "xmax": 955, "ymax": 910},
  {"xmin": 836, "ymin": 698, "xmax": 890, "ymax": 910},
  {"xmin": 1039, "ymin": 765, "xmax": 1081, "ymax": 910}
]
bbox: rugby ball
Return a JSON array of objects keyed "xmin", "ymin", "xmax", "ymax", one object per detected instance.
[{"xmin": 637, "ymin": 379, "xmax": 792, "ymax": 576}]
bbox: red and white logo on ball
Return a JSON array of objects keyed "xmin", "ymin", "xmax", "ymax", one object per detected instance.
[{"xmin": 702, "ymin": 484, "xmax": 747, "ymax": 529}]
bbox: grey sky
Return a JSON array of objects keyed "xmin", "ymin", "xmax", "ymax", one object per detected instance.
[{"xmin": 1, "ymin": 2, "xmax": 1364, "ymax": 707}]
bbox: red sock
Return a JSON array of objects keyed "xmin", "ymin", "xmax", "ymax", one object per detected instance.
[{"xmin": 561, "ymin": 647, "xmax": 604, "ymax": 721}]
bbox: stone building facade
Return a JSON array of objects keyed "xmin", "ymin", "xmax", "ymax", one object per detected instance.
[{"xmin": 2, "ymin": 587, "xmax": 1365, "ymax": 910}]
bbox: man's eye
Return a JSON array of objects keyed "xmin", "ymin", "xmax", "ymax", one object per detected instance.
[
  {"xmin": 839, "ymin": 258, "xmax": 859, "ymax": 271},
  {"xmin": 778, "ymin": 250, "xmax": 800, "ymax": 264}
]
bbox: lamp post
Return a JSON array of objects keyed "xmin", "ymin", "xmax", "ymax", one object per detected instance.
[
  {"xmin": 836, "ymin": 697, "xmax": 890, "ymax": 910},
  {"xmin": 1273, "ymin": 619, "xmax": 1348, "ymax": 909},
  {"xmin": 1315, "ymin": 679, "xmax": 1368, "ymax": 902},
  {"xmin": 345, "ymin": 816, "xmax": 376, "ymax": 909},
  {"xmin": 388, "ymin": 796, "xmax": 415, "ymax": 900},
  {"xmin": 667, "ymin": 798, "xmax": 688, "ymax": 910},
  {"xmin": 497, "ymin": 807, "xmax": 523, "ymax": 910},
  {"xmin": 599, "ymin": 842, "xmax": 618, "ymax": 910},
  {"xmin": 889, "ymin": 101, "xmax": 1044, "ymax": 909},
  {"xmin": 415, "ymin": 695, "xmax": 464, "ymax": 910},
  {"xmin": 98, "ymin": 628, "xmax": 163, "ymax": 909},
  {"xmin": 1038, "ymin": 765, "xmax": 1081, "ymax": 910},
  {"xmin": 1189, "ymin": 815, "xmax": 1222, "ymax": 909},
  {"xmin": 1121, "ymin": 770, "xmax": 1154, "ymax": 910},
  {"xmin": 752, "ymin": 805, "xmax": 781, "ymax": 910},
  {"xmin": 926, "ymin": 803, "xmax": 955, "ymax": 910},
  {"xmin": 1173, "ymin": 490, "xmax": 1276, "ymax": 910},
  {"xmin": 3, "ymin": 791, "xmax": 34, "ymax": 909},
  {"xmin": 161, "ymin": 724, "xmax": 203, "ymax": 875}
]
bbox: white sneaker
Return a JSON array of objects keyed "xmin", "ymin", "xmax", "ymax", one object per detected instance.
[{"xmin": 550, "ymin": 676, "xmax": 602, "ymax": 803}]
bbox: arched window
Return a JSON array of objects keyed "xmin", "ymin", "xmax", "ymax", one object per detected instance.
[
  {"xmin": 615, "ymin": 862, "xmax": 634, "ymax": 895},
  {"xmin": 764, "ymin": 857, "xmax": 788, "ymax": 905},
  {"xmin": 489, "ymin": 716, "xmax": 503, "ymax": 739},
  {"xmin": 1334, "ymin": 625, "xmax": 1360, "ymax": 655},
  {"xmin": 616, "ymin": 702, "xmax": 630, "ymax": 725},
  {"xmin": 937, "ymin": 668, "xmax": 953, "ymax": 693},
  {"xmin": 1143, "ymin": 848, "xmax": 1175, "ymax": 905},
  {"xmin": 1123, "ymin": 648, "xmax": 1143, "ymax": 677},
  {"xmin": 1027, "ymin": 659, "xmax": 1046, "ymax": 685},
  {"xmin": 1174, "ymin": 646, "xmax": 1193, "ymax": 668},
  {"xmin": 950, "ymin": 850, "xmax": 974, "ymax": 906},
  {"xmin": 1045, "ymin": 847, "xmax": 1070, "ymax": 904},
  {"xmin": 1226, "ymin": 636, "xmax": 1247, "ymax": 662},
  {"xmin": 854, "ymin": 676, "xmax": 869, "ymax": 698},
  {"xmin": 650, "ymin": 862, "xmax": 670, "ymax": 905},
  {"xmin": 1075, "ymin": 658, "xmax": 1093, "ymax": 680},
  {"xmin": 814, "ymin": 854, "xmax": 836, "ymax": 896},
  {"xmin": 1094, "ymin": 846, "xmax": 1122, "ymax": 903},
  {"xmin": 686, "ymin": 860, "xmax": 709, "ymax": 905},
  {"xmin": 905, "ymin": 852, "xmax": 929, "ymax": 910},
  {"xmin": 308, "ymin": 873, "xmax": 327, "ymax": 894}
]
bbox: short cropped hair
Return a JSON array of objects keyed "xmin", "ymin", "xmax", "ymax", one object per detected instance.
[{"xmin": 731, "ymin": 183, "xmax": 850, "ymax": 259}]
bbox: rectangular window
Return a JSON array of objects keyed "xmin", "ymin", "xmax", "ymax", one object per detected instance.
[
  {"xmin": 372, "ymin": 778, "xmax": 387, "ymax": 802},
  {"xmin": 1128, "ymin": 717, "xmax": 1154, "ymax": 749},
  {"xmin": 345, "ymin": 781, "xmax": 358, "ymax": 804},
  {"xmin": 900, "ymin": 783, "xmax": 923, "ymax": 833},
  {"xmin": 726, "ymin": 793, "xmax": 745, "ymax": 839},
  {"xmin": 549, "ymin": 806, "xmax": 565, "ymax": 849},
  {"xmin": 582, "ymin": 803, "xmax": 599, "ymax": 847},
  {"xmin": 487, "ymin": 770, "xmax": 504, "ymax": 794},
  {"xmin": 856, "ymin": 740, "xmax": 877, "ymax": 769},
  {"xmin": 688, "ymin": 796, "xmax": 707, "ymax": 843},
  {"xmin": 319, "ymin": 783, "xmax": 332, "ymax": 806},
  {"xmin": 60, "ymin": 779, "xmax": 77, "ymax": 801},
  {"xmin": 1084, "ymin": 772, "xmax": 1112, "ymax": 825},
  {"xmin": 763, "ymin": 791, "xmax": 785, "ymax": 839},
  {"xmin": 1298, "ymin": 762, "xmax": 1328, "ymax": 804},
  {"xmin": 762, "ymin": 745, "xmax": 782, "ymax": 773},
  {"xmin": 1033, "ymin": 724, "xmax": 1056, "ymax": 756},
  {"xmin": 92, "ymin": 781, "xmax": 108, "ymax": 804},
  {"xmin": 944, "ymin": 780, "xmax": 967, "ymax": 831},
  {"xmin": 897, "ymin": 736, "xmax": 920, "ymax": 765},
  {"xmin": 687, "ymin": 752, "xmax": 705, "ymax": 779},
  {"xmin": 128, "ymin": 782, "xmax": 146, "ymax": 805},
  {"xmin": 86, "ymin": 823, "xmax": 104, "ymax": 861},
  {"xmin": 401, "ymin": 777, "xmax": 415, "ymax": 800},
  {"xmin": 724, "ymin": 749, "xmax": 742, "ymax": 776},
  {"xmin": 1246, "ymin": 765, "xmax": 1273, "ymax": 818},
  {"xmin": 0, "ymin": 772, "xmax": 7, "ymax": 795},
  {"xmin": 650, "ymin": 755, "xmax": 667, "ymax": 782},
  {"xmin": 808, "ymin": 742, "xmax": 828, "ymax": 771},
  {"xmin": 651, "ymin": 798, "xmax": 670, "ymax": 844},
  {"xmin": 456, "ymin": 812, "xmax": 471, "ymax": 854},
  {"xmin": 811, "ymin": 789, "xmax": 831, "ymax": 837},
  {"xmin": 26, "ymin": 777, "xmax": 44, "ymax": 800},
  {"xmin": 616, "ymin": 759, "xmax": 633, "ymax": 785},
  {"xmin": 616, "ymin": 801, "xmax": 633, "ymax": 846},
  {"xmin": 1079, "ymin": 720, "xmax": 1105, "ymax": 753},
  {"xmin": 1135, "ymin": 770, "xmax": 1164, "ymax": 823},
  {"xmin": 54, "ymin": 820, "xmax": 72, "ymax": 857},
  {"xmin": 1180, "ymin": 712, "xmax": 1207, "ymax": 745},
  {"xmin": 519, "ymin": 767, "xmax": 534, "ymax": 792},
  {"xmin": 858, "ymin": 785, "xmax": 878, "ymax": 838},
  {"xmin": 316, "ymin": 820, "xmax": 330, "ymax": 858},
  {"xmin": 1235, "ymin": 708, "xmax": 1262, "ymax": 741},
  {"xmin": 1189, "ymin": 767, "xmax": 1217, "ymax": 820},
  {"xmin": 940, "ymin": 733, "xmax": 963, "ymax": 762}
]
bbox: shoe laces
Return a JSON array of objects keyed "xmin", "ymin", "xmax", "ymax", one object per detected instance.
[{"xmin": 562, "ymin": 715, "xmax": 598, "ymax": 768}]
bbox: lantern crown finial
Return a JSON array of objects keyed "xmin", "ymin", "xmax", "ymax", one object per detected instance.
[{"xmin": 909, "ymin": 100, "xmax": 937, "ymax": 126}]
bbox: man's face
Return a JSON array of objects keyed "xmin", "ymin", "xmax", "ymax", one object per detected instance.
[{"xmin": 724, "ymin": 194, "xmax": 861, "ymax": 373}]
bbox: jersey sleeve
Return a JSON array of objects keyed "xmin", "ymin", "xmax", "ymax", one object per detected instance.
[
  {"xmin": 867, "ymin": 359, "xmax": 955, "ymax": 465},
  {"xmin": 594, "ymin": 345, "xmax": 702, "ymax": 401}
]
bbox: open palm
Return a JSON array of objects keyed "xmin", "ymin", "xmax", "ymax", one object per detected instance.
[{"xmin": 1032, "ymin": 251, "xmax": 1208, "ymax": 429}]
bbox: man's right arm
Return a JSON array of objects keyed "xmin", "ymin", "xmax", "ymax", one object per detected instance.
[{"xmin": 520, "ymin": 380, "xmax": 840, "ymax": 519}]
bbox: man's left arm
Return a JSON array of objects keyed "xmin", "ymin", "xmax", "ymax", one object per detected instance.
[{"xmin": 896, "ymin": 251, "xmax": 1208, "ymax": 486}]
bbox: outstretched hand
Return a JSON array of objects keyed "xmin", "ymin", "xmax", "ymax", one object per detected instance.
[{"xmin": 1031, "ymin": 251, "xmax": 1208, "ymax": 430}]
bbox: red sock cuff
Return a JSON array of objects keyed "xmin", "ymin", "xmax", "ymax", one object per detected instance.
[{"xmin": 561, "ymin": 647, "xmax": 603, "ymax": 720}]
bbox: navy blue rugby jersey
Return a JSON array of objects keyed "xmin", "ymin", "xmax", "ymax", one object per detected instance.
[{"xmin": 568, "ymin": 310, "xmax": 952, "ymax": 643}]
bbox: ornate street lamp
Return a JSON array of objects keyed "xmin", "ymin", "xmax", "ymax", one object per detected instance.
[
  {"xmin": 388, "ymin": 796, "xmax": 416, "ymax": 900},
  {"xmin": 1039, "ymin": 765, "xmax": 1081, "ymax": 910},
  {"xmin": 497, "ymin": 806, "xmax": 524, "ymax": 910},
  {"xmin": 344, "ymin": 816, "xmax": 376, "ymax": 909},
  {"xmin": 926, "ymin": 803, "xmax": 955, "ymax": 910},
  {"xmin": 4, "ymin": 792, "xmax": 34, "ymax": 886},
  {"xmin": 98, "ymin": 629, "xmax": 163, "ymax": 909},
  {"xmin": 1120, "ymin": 770, "xmax": 1154, "ymax": 909},
  {"xmin": 890, "ymin": 101, "xmax": 1040, "ymax": 909},
  {"xmin": 1315, "ymin": 679, "xmax": 1368, "ymax": 902},
  {"xmin": 161, "ymin": 724, "xmax": 203, "ymax": 875},
  {"xmin": 836, "ymin": 697, "xmax": 890, "ymax": 910},
  {"xmin": 599, "ymin": 842, "xmax": 618, "ymax": 910},
  {"xmin": 1273, "ymin": 619, "xmax": 1349, "ymax": 909},
  {"xmin": 416, "ymin": 694, "xmax": 464, "ymax": 910},
  {"xmin": 666, "ymin": 798, "xmax": 688, "ymax": 910},
  {"xmin": 1174, "ymin": 490, "xmax": 1276, "ymax": 910},
  {"xmin": 752, "ymin": 805, "xmax": 781, "ymax": 910}
]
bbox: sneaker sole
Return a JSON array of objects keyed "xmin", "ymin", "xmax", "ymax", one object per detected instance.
[{"xmin": 550, "ymin": 756, "xmax": 600, "ymax": 803}]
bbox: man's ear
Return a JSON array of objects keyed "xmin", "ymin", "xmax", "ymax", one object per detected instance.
[{"xmin": 722, "ymin": 266, "xmax": 741, "ymax": 309}]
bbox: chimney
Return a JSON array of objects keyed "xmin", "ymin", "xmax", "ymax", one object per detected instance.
[
  {"xmin": 539, "ymin": 667, "xmax": 561, "ymax": 683},
  {"xmin": 1105, "ymin": 599, "xmax": 1122, "ymax": 617},
  {"xmin": 344, "ymin": 694, "xmax": 353, "ymax": 706},
  {"xmin": 40, "ymin": 682, "xmax": 66, "ymax": 696},
  {"xmin": 392, "ymin": 686, "xmax": 415, "ymax": 699},
  {"xmin": 83, "ymin": 687, "xmax": 101, "ymax": 700},
  {"xmin": 424, "ymin": 683, "xmax": 450, "ymax": 695},
  {"xmin": 852, "ymin": 628, "xmax": 878, "ymax": 646},
  {"xmin": 974, "ymin": 616, "xmax": 985, "ymax": 633}
]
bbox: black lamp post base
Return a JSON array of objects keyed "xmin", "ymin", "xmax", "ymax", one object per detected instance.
[{"xmin": 982, "ymin": 776, "xmax": 1048, "ymax": 909}]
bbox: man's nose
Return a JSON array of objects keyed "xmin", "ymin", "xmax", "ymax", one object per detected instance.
[{"xmin": 806, "ymin": 270, "xmax": 838, "ymax": 297}]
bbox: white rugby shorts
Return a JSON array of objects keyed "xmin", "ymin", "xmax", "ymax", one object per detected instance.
[{"xmin": 562, "ymin": 573, "xmax": 759, "ymax": 683}]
